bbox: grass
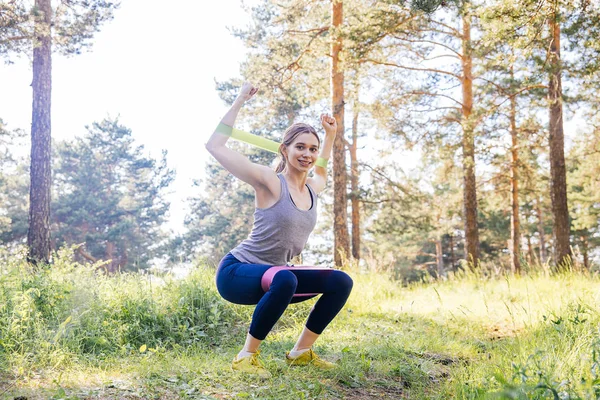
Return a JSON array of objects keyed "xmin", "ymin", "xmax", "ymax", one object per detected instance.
[{"xmin": 2, "ymin": 248, "xmax": 600, "ymax": 399}]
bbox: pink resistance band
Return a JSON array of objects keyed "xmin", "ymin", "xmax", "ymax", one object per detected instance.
[{"xmin": 261, "ymin": 266, "xmax": 331, "ymax": 297}]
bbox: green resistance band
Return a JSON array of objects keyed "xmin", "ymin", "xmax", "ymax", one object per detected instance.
[{"xmin": 216, "ymin": 123, "xmax": 328, "ymax": 168}]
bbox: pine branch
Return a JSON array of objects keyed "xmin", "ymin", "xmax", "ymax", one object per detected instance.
[
  {"xmin": 390, "ymin": 36, "xmax": 462, "ymax": 58},
  {"xmin": 471, "ymin": 83, "xmax": 547, "ymax": 127},
  {"xmin": 411, "ymin": 106, "xmax": 462, "ymax": 113},
  {"xmin": 0, "ymin": 35, "xmax": 30, "ymax": 43},
  {"xmin": 357, "ymin": 14, "xmax": 417, "ymax": 50},
  {"xmin": 476, "ymin": 76, "xmax": 546, "ymax": 96},
  {"xmin": 276, "ymin": 26, "xmax": 328, "ymax": 84},
  {"xmin": 423, "ymin": 19, "xmax": 461, "ymax": 37},
  {"xmin": 362, "ymin": 163, "xmax": 418, "ymax": 200},
  {"xmin": 408, "ymin": 90, "xmax": 463, "ymax": 107},
  {"xmin": 77, "ymin": 245, "xmax": 99, "ymax": 263},
  {"xmin": 285, "ymin": 27, "xmax": 329, "ymax": 35},
  {"xmin": 423, "ymin": 54, "xmax": 461, "ymax": 63},
  {"xmin": 362, "ymin": 57, "xmax": 461, "ymax": 80},
  {"xmin": 361, "ymin": 199, "xmax": 394, "ymax": 204}
]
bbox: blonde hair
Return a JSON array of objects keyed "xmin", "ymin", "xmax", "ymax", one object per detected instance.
[{"xmin": 275, "ymin": 123, "xmax": 320, "ymax": 173}]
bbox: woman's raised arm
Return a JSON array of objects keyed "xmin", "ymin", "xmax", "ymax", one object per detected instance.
[
  {"xmin": 308, "ymin": 114, "xmax": 337, "ymax": 194},
  {"xmin": 205, "ymin": 83, "xmax": 276, "ymax": 189}
]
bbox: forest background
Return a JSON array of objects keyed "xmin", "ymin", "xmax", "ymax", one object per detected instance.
[{"xmin": 1, "ymin": 0, "xmax": 600, "ymax": 279}]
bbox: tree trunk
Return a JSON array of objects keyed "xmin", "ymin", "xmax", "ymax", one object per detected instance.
[
  {"xmin": 527, "ymin": 235, "xmax": 534, "ymax": 264},
  {"xmin": 120, "ymin": 248, "xmax": 129, "ymax": 271},
  {"xmin": 350, "ymin": 94, "xmax": 360, "ymax": 260},
  {"xmin": 331, "ymin": 0, "xmax": 350, "ymax": 267},
  {"xmin": 461, "ymin": 14, "xmax": 479, "ymax": 268},
  {"xmin": 581, "ymin": 234, "xmax": 589, "ymax": 270},
  {"xmin": 449, "ymin": 234, "xmax": 455, "ymax": 271},
  {"xmin": 509, "ymin": 89, "xmax": 521, "ymax": 274},
  {"xmin": 536, "ymin": 198, "xmax": 547, "ymax": 264},
  {"xmin": 27, "ymin": 0, "xmax": 52, "ymax": 265},
  {"xmin": 435, "ymin": 237, "xmax": 444, "ymax": 278},
  {"xmin": 105, "ymin": 241, "xmax": 118, "ymax": 273},
  {"xmin": 547, "ymin": 13, "xmax": 571, "ymax": 269}
]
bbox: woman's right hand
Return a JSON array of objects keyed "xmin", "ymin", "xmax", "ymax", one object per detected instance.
[{"xmin": 237, "ymin": 82, "xmax": 258, "ymax": 102}]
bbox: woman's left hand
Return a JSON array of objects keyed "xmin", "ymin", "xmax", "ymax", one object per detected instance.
[{"xmin": 320, "ymin": 114, "xmax": 337, "ymax": 137}]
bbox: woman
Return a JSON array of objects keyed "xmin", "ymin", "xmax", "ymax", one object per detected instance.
[{"xmin": 206, "ymin": 82, "xmax": 353, "ymax": 378}]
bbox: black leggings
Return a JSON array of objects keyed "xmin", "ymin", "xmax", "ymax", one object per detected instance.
[{"xmin": 216, "ymin": 253, "xmax": 353, "ymax": 340}]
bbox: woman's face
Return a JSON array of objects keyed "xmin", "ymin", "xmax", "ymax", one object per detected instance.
[{"xmin": 284, "ymin": 132, "xmax": 320, "ymax": 171}]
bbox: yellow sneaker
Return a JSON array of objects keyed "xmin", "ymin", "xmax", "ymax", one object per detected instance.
[
  {"xmin": 231, "ymin": 351, "xmax": 272, "ymax": 378},
  {"xmin": 285, "ymin": 349, "xmax": 335, "ymax": 370}
]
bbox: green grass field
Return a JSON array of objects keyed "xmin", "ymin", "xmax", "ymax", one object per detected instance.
[{"xmin": 2, "ymin": 250, "xmax": 600, "ymax": 399}]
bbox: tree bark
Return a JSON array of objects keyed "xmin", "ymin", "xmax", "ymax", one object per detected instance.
[
  {"xmin": 581, "ymin": 232, "xmax": 590, "ymax": 271},
  {"xmin": 27, "ymin": 0, "xmax": 52, "ymax": 265},
  {"xmin": 461, "ymin": 13, "xmax": 479, "ymax": 268},
  {"xmin": 331, "ymin": 0, "xmax": 350, "ymax": 267},
  {"xmin": 120, "ymin": 248, "xmax": 129, "ymax": 271},
  {"xmin": 527, "ymin": 235, "xmax": 534, "ymax": 264},
  {"xmin": 547, "ymin": 14, "xmax": 571, "ymax": 269},
  {"xmin": 435, "ymin": 237, "xmax": 444, "ymax": 278},
  {"xmin": 449, "ymin": 234, "xmax": 455, "ymax": 271},
  {"xmin": 350, "ymin": 94, "xmax": 360, "ymax": 260},
  {"xmin": 580, "ymin": 233, "xmax": 589, "ymax": 270},
  {"xmin": 105, "ymin": 241, "xmax": 118, "ymax": 273},
  {"xmin": 509, "ymin": 88, "xmax": 521, "ymax": 274},
  {"xmin": 536, "ymin": 197, "xmax": 547, "ymax": 264}
]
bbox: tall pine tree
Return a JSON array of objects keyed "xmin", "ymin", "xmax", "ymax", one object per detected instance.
[
  {"xmin": 52, "ymin": 118, "xmax": 174, "ymax": 272},
  {"xmin": 1, "ymin": 0, "xmax": 119, "ymax": 264}
]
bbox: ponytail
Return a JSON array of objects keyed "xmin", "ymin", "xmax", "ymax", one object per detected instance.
[
  {"xmin": 275, "ymin": 144, "xmax": 287, "ymax": 173},
  {"xmin": 275, "ymin": 158, "xmax": 286, "ymax": 173}
]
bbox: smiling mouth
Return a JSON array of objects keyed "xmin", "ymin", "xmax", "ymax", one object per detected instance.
[{"xmin": 298, "ymin": 159, "xmax": 312, "ymax": 167}]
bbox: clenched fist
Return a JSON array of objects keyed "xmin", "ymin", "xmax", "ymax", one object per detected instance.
[
  {"xmin": 320, "ymin": 114, "xmax": 337, "ymax": 137},
  {"xmin": 237, "ymin": 82, "xmax": 259, "ymax": 102}
]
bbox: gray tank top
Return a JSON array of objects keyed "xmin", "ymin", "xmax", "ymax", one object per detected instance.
[{"xmin": 231, "ymin": 174, "xmax": 318, "ymax": 265}]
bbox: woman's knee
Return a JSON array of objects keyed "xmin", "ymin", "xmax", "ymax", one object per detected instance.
[
  {"xmin": 333, "ymin": 271, "xmax": 353, "ymax": 294},
  {"xmin": 271, "ymin": 270, "xmax": 298, "ymax": 294}
]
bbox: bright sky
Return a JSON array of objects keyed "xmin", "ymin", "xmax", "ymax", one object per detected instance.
[{"xmin": 0, "ymin": 0, "xmax": 253, "ymax": 233}]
